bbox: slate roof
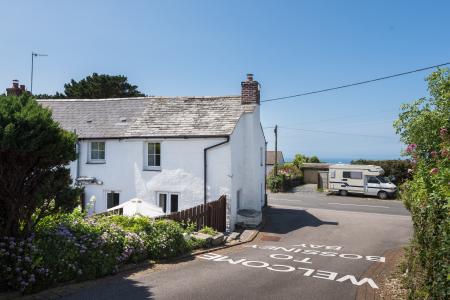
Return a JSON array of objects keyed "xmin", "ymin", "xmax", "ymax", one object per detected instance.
[
  {"xmin": 266, "ymin": 151, "xmax": 284, "ymax": 165},
  {"xmin": 38, "ymin": 96, "xmax": 256, "ymax": 139}
]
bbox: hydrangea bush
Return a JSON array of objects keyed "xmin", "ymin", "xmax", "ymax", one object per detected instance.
[{"xmin": 1, "ymin": 210, "xmax": 198, "ymax": 294}]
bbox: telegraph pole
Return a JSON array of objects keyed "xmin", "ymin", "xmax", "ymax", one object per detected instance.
[
  {"xmin": 30, "ymin": 52, "xmax": 48, "ymax": 94},
  {"xmin": 274, "ymin": 125, "xmax": 278, "ymax": 176}
]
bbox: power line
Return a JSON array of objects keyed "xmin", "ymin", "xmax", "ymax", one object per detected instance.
[
  {"xmin": 261, "ymin": 62, "xmax": 450, "ymax": 103},
  {"xmin": 277, "ymin": 126, "xmax": 397, "ymax": 139}
]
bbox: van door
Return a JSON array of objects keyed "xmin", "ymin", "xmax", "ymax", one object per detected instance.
[{"xmin": 366, "ymin": 176, "xmax": 381, "ymax": 196}]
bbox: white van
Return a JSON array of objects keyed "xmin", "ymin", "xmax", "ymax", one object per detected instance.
[{"xmin": 328, "ymin": 164, "xmax": 397, "ymax": 199}]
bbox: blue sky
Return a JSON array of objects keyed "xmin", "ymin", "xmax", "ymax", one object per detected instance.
[{"xmin": 1, "ymin": 0, "xmax": 449, "ymax": 161}]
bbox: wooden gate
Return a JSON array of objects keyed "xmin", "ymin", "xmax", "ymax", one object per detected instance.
[{"xmin": 156, "ymin": 195, "xmax": 227, "ymax": 232}]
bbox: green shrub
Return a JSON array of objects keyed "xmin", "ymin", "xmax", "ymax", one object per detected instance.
[
  {"xmin": 268, "ymin": 164, "xmax": 303, "ymax": 192},
  {"xmin": 394, "ymin": 68, "xmax": 450, "ymax": 299},
  {"xmin": 267, "ymin": 174, "xmax": 286, "ymax": 193},
  {"xmin": 1, "ymin": 211, "xmax": 193, "ymax": 294},
  {"xmin": 199, "ymin": 226, "xmax": 216, "ymax": 236}
]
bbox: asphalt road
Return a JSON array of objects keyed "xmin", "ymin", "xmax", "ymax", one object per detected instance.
[
  {"xmin": 269, "ymin": 184, "xmax": 410, "ymax": 216},
  {"xmin": 61, "ymin": 187, "xmax": 412, "ymax": 300}
]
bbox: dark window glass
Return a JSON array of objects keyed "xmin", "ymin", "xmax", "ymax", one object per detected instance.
[
  {"xmin": 368, "ymin": 177, "xmax": 379, "ymax": 184},
  {"xmin": 343, "ymin": 171, "xmax": 362, "ymax": 179},
  {"xmin": 107, "ymin": 192, "xmax": 120, "ymax": 209},
  {"xmin": 170, "ymin": 194, "xmax": 178, "ymax": 212}
]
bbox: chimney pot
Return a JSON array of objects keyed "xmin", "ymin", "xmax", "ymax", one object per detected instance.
[
  {"xmin": 12, "ymin": 80, "xmax": 19, "ymax": 88},
  {"xmin": 20, "ymin": 85, "xmax": 25, "ymax": 91},
  {"xmin": 246, "ymin": 73, "xmax": 254, "ymax": 81}
]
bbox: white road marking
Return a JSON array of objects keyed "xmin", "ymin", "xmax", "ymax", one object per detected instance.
[{"xmin": 327, "ymin": 203, "xmax": 390, "ymax": 209}]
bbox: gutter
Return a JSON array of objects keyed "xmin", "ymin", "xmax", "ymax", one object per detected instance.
[{"xmin": 204, "ymin": 137, "xmax": 230, "ymax": 205}]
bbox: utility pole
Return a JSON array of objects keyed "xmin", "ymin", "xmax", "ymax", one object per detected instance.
[
  {"xmin": 274, "ymin": 125, "xmax": 278, "ymax": 176},
  {"xmin": 30, "ymin": 52, "xmax": 48, "ymax": 94}
]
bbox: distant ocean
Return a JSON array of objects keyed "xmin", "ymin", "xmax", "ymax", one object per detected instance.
[{"xmin": 284, "ymin": 158, "xmax": 402, "ymax": 164}]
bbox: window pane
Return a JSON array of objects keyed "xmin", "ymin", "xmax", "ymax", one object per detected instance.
[
  {"xmin": 350, "ymin": 172, "xmax": 362, "ymax": 179},
  {"xmin": 159, "ymin": 193, "xmax": 167, "ymax": 213},
  {"xmin": 170, "ymin": 194, "xmax": 178, "ymax": 212},
  {"xmin": 113, "ymin": 193, "xmax": 120, "ymax": 206},
  {"xmin": 98, "ymin": 142, "xmax": 105, "ymax": 151},
  {"xmin": 107, "ymin": 193, "xmax": 113, "ymax": 208},
  {"xmin": 148, "ymin": 143, "xmax": 154, "ymax": 154},
  {"xmin": 343, "ymin": 171, "xmax": 350, "ymax": 178},
  {"xmin": 155, "ymin": 154, "xmax": 160, "ymax": 166},
  {"xmin": 98, "ymin": 150, "xmax": 105, "ymax": 160},
  {"xmin": 148, "ymin": 155, "xmax": 155, "ymax": 166},
  {"xmin": 91, "ymin": 150, "xmax": 99, "ymax": 160},
  {"xmin": 155, "ymin": 143, "xmax": 160, "ymax": 155}
]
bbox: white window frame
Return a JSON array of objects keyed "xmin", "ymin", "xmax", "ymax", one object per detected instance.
[
  {"xmin": 144, "ymin": 141, "xmax": 162, "ymax": 171},
  {"xmin": 88, "ymin": 141, "xmax": 106, "ymax": 163},
  {"xmin": 156, "ymin": 192, "xmax": 179, "ymax": 214}
]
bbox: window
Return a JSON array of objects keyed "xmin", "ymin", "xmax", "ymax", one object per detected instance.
[
  {"xmin": 367, "ymin": 176, "xmax": 380, "ymax": 184},
  {"xmin": 107, "ymin": 191, "xmax": 120, "ymax": 209},
  {"xmin": 343, "ymin": 171, "xmax": 362, "ymax": 179},
  {"xmin": 170, "ymin": 194, "xmax": 178, "ymax": 213},
  {"xmin": 89, "ymin": 141, "xmax": 105, "ymax": 162},
  {"xmin": 146, "ymin": 142, "xmax": 161, "ymax": 170},
  {"xmin": 330, "ymin": 170, "xmax": 336, "ymax": 178},
  {"xmin": 157, "ymin": 192, "xmax": 178, "ymax": 213},
  {"xmin": 158, "ymin": 193, "xmax": 167, "ymax": 213}
]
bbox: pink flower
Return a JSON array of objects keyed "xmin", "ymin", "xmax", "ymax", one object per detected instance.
[
  {"xmin": 440, "ymin": 127, "xmax": 448, "ymax": 137},
  {"xmin": 430, "ymin": 151, "xmax": 437, "ymax": 158},
  {"xmin": 441, "ymin": 148, "xmax": 449, "ymax": 158},
  {"xmin": 430, "ymin": 168, "xmax": 439, "ymax": 175},
  {"xmin": 406, "ymin": 144, "xmax": 417, "ymax": 154}
]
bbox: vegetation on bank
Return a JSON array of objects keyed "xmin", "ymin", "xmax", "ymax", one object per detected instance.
[
  {"xmin": 0, "ymin": 210, "xmax": 204, "ymax": 294},
  {"xmin": 393, "ymin": 68, "xmax": 449, "ymax": 299},
  {"xmin": 267, "ymin": 163, "xmax": 303, "ymax": 192}
]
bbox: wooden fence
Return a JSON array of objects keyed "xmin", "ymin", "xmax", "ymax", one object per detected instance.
[{"xmin": 156, "ymin": 195, "xmax": 227, "ymax": 232}]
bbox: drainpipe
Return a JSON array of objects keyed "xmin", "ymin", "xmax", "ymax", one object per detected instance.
[
  {"xmin": 264, "ymin": 141, "xmax": 268, "ymax": 207},
  {"xmin": 204, "ymin": 137, "xmax": 230, "ymax": 205}
]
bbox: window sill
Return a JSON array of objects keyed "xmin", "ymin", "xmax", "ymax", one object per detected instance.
[
  {"xmin": 143, "ymin": 167, "xmax": 162, "ymax": 172},
  {"xmin": 87, "ymin": 161, "xmax": 106, "ymax": 164}
]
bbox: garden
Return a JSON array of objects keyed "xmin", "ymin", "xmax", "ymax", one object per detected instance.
[{"xmin": 0, "ymin": 210, "xmax": 207, "ymax": 294}]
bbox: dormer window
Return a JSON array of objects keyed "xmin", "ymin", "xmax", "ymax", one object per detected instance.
[{"xmin": 88, "ymin": 141, "xmax": 106, "ymax": 163}]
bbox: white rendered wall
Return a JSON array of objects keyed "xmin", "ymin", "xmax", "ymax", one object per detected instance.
[
  {"xmin": 75, "ymin": 138, "xmax": 231, "ymax": 215},
  {"xmin": 229, "ymin": 106, "xmax": 266, "ymax": 226}
]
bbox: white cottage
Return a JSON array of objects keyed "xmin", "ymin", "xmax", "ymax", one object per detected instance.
[{"xmin": 39, "ymin": 74, "xmax": 266, "ymax": 229}]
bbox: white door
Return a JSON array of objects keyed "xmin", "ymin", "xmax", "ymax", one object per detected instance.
[{"xmin": 365, "ymin": 176, "xmax": 381, "ymax": 196}]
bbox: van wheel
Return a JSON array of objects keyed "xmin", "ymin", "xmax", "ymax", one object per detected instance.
[
  {"xmin": 339, "ymin": 190, "xmax": 348, "ymax": 196},
  {"xmin": 378, "ymin": 191, "xmax": 388, "ymax": 200}
]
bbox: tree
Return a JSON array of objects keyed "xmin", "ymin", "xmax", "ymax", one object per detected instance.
[
  {"xmin": 0, "ymin": 94, "xmax": 80, "ymax": 237},
  {"xmin": 293, "ymin": 153, "xmax": 321, "ymax": 168},
  {"xmin": 308, "ymin": 156, "xmax": 320, "ymax": 163},
  {"xmin": 63, "ymin": 73, "xmax": 146, "ymax": 98}
]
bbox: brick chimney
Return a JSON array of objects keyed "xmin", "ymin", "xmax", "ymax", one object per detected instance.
[
  {"xmin": 6, "ymin": 80, "xmax": 27, "ymax": 96},
  {"xmin": 241, "ymin": 73, "xmax": 260, "ymax": 105}
]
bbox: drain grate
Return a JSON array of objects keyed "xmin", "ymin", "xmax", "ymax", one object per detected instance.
[{"xmin": 260, "ymin": 235, "xmax": 281, "ymax": 242}]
